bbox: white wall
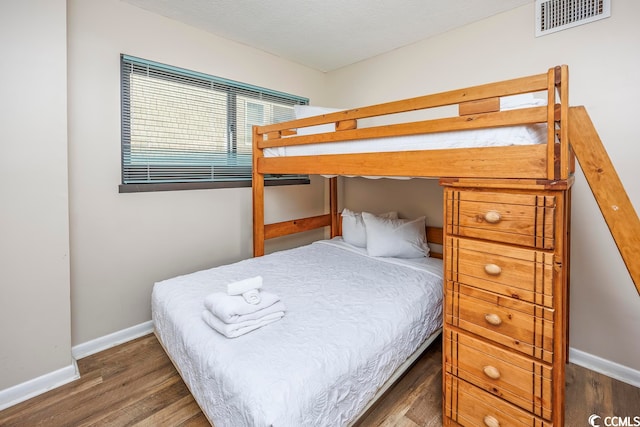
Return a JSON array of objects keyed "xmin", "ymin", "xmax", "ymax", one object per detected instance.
[
  {"xmin": 0, "ymin": 0, "xmax": 72, "ymax": 389},
  {"xmin": 66, "ymin": 0, "xmax": 328, "ymax": 345},
  {"xmin": 327, "ymin": 2, "xmax": 640, "ymax": 371}
]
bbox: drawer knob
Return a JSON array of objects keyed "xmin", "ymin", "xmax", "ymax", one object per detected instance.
[
  {"xmin": 483, "ymin": 365, "xmax": 501, "ymax": 380},
  {"xmin": 483, "ymin": 415, "xmax": 501, "ymax": 427},
  {"xmin": 484, "ymin": 210, "xmax": 502, "ymax": 224},
  {"xmin": 484, "ymin": 313, "xmax": 502, "ymax": 326},
  {"xmin": 484, "ymin": 263, "xmax": 502, "ymax": 276}
]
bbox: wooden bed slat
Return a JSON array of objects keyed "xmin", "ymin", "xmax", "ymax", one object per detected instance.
[
  {"xmin": 259, "ymin": 107, "xmax": 548, "ymax": 148},
  {"xmin": 258, "ymin": 145, "xmax": 548, "ymax": 179},
  {"xmin": 336, "ymin": 119, "xmax": 358, "ymax": 131},
  {"xmin": 426, "ymin": 226, "xmax": 444, "ymax": 260},
  {"xmin": 264, "ymin": 214, "xmax": 332, "ymax": 240},
  {"xmin": 458, "ymin": 97, "xmax": 500, "ymax": 116},
  {"xmin": 258, "ymin": 72, "xmax": 550, "ymax": 136},
  {"xmin": 426, "ymin": 226, "xmax": 443, "ymax": 246}
]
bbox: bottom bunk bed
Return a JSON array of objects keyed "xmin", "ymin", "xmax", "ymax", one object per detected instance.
[{"xmin": 152, "ymin": 223, "xmax": 443, "ymax": 427}]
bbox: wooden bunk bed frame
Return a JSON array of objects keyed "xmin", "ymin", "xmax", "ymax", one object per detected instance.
[
  {"xmin": 251, "ymin": 65, "xmax": 640, "ymax": 426},
  {"xmin": 252, "ymin": 65, "xmax": 572, "ymax": 255},
  {"xmin": 252, "ymin": 65, "xmax": 638, "ymax": 292}
]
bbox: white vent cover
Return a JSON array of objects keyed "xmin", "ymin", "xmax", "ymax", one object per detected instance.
[{"xmin": 535, "ymin": 0, "xmax": 611, "ymax": 37}]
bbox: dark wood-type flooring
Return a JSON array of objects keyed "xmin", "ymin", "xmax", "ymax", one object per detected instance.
[{"xmin": 1, "ymin": 333, "xmax": 638, "ymax": 426}]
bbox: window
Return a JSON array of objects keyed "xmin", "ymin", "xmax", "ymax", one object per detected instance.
[{"xmin": 119, "ymin": 55, "xmax": 309, "ymax": 192}]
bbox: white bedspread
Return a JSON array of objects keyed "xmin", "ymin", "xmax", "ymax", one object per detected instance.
[{"xmin": 152, "ymin": 238, "xmax": 443, "ymax": 427}]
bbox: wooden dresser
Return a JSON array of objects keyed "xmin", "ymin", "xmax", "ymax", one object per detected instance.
[{"xmin": 440, "ymin": 178, "xmax": 572, "ymax": 427}]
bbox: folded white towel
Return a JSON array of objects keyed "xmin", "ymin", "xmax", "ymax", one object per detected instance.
[
  {"xmin": 202, "ymin": 309, "xmax": 284, "ymax": 338},
  {"xmin": 227, "ymin": 276, "xmax": 263, "ymax": 296},
  {"xmin": 204, "ymin": 291, "xmax": 285, "ymax": 323},
  {"xmin": 227, "ymin": 276, "xmax": 264, "ymax": 304},
  {"xmin": 242, "ymin": 289, "xmax": 261, "ymax": 305}
]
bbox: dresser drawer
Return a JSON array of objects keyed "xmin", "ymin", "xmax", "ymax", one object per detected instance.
[
  {"xmin": 445, "ymin": 237, "xmax": 555, "ymax": 308},
  {"xmin": 445, "ymin": 189, "xmax": 556, "ymax": 249},
  {"xmin": 444, "ymin": 329, "xmax": 552, "ymax": 420},
  {"xmin": 444, "ymin": 374, "xmax": 552, "ymax": 427},
  {"xmin": 445, "ymin": 283, "xmax": 554, "ymax": 363}
]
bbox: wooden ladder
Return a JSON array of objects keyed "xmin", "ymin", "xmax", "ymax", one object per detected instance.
[{"xmin": 568, "ymin": 106, "xmax": 640, "ymax": 295}]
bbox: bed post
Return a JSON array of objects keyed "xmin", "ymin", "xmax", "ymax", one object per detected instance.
[
  {"xmin": 329, "ymin": 177, "xmax": 339, "ymax": 237},
  {"xmin": 548, "ymin": 65, "xmax": 570, "ymax": 180},
  {"xmin": 252, "ymin": 125, "xmax": 265, "ymax": 257},
  {"xmin": 546, "ymin": 67, "xmax": 556, "ymax": 180},
  {"xmin": 558, "ymin": 65, "xmax": 570, "ymax": 180}
]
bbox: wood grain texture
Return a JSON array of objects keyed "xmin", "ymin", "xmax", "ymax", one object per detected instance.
[
  {"xmin": 569, "ymin": 106, "xmax": 640, "ymax": 295},
  {"xmin": 445, "ymin": 188, "xmax": 556, "ymax": 250},
  {"xmin": 258, "ymin": 145, "xmax": 549, "ymax": 179},
  {"xmin": 0, "ymin": 335, "xmax": 208, "ymax": 427},
  {"xmin": 445, "ymin": 236, "xmax": 554, "ymax": 307},
  {"xmin": 458, "ymin": 98, "xmax": 499, "ymax": 116},
  {"xmin": 1, "ymin": 334, "xmax": 638, "ymax": 426},
  {"xmin": 442, "ymin": 183, "xmax": 570, "ymax": 424},
  {"xmin": 264, "ymin": 214, "xmax": 332, "ymax": 239},
  {"xmin": 252, "ymin": 125, "xmax": 265, "ymax": 257},
  {"xmin": 444, "ymin": 330, "xmax": 553, "ymax": 419}
]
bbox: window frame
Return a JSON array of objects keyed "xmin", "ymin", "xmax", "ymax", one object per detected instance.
[{"xmin": 119, "ymin": 55, "xmax": 310, "ymax": 193}]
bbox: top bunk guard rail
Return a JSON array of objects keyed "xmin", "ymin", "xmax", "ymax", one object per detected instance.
[
  {"xmin": 260, "ymin": 107, "xmax": 547, "ymax": 148},
  {"xmin": 252, "ymin": 66, "xmax": 572, "ymax": 257},
  {"xmin": 254, "ymin": 66, "xmax": 570, "ymax": 181}
]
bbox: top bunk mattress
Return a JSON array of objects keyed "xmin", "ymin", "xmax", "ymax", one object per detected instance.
[
  {"xmin": 152, "ymin": 238, "xmax": 443, "ymax": 427},
  {"xmin": 264, "ymin": 95, "xmax": 548, "ymax": 158},
  {"xmin": 263, "ymin": 123, "xmax": 547, "ymax": 157}
]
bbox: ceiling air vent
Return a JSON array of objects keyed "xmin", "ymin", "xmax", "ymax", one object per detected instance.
[{"xmin": 535, "ymin": 0, "xmax": 611, "ymax": 37}]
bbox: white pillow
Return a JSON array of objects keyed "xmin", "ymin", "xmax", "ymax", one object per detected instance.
[
  {"xmin": 293, "ymin": 105, "xmax": 343, "ymax": 136},
  {"xmin": 341, "ymin": 208, "xmax": 397, "ymax": 248},
  {"xmin": 362, "ymin": 212, "xmax": 429, "ymax": 258}
]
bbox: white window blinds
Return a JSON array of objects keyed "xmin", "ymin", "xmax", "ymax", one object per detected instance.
[{"xmin": 120, "ymin": 55, "xmax": 309, "ymax": 191}]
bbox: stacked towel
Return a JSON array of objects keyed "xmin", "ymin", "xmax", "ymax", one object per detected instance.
[
  {"xmin": 226, "ymin": 276, "xmax": 263, "ymax": 304},
  {"xmin": 202, "ymin": 310, "xmax": 284, "ymax": 339},
  {"xmin": 202, "ymin": 276, "xmax": 285, "ymax": 338}
]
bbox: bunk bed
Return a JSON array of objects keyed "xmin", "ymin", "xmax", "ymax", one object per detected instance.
[
  {"xmin": 250, "ymin": 65, "xmax": 573, "ymax": 426},
  {"xmin": 252, "ymin": 66, "xmax": 571, "ymax": 244},
  {"xmin": 154, "ymin": 65, "xmax": 638, "ymax": 426}
]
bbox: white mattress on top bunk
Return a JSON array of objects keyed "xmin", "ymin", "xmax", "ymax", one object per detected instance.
[
  {"xmin": 263, "ymin": 123, "xmax": 548, "ymax": 158},
  {"xmin": 264, "ymin": 95, "xmax": 548, "ymax": 158},
  {"xmin": 152, "ymin": 238, "xmax": 443, "ymax": 427}
]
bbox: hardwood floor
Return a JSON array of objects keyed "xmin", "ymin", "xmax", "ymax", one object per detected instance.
[
  {"xmin": 1, "ymin": 333, "xmax": 638, "ymax": 426},
  {"xmin": 0, "ymin": 335, "xmax": 209, "ymax": 427}
]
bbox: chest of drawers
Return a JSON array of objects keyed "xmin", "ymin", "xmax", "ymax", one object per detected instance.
[{"xmin": 441, "ymin": 179, "xmax": 571, "ymax": 427}]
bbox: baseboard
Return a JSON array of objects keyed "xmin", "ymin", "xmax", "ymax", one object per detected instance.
[
  {"xmin": 570, "ymin": 346, "xmax": 640, "ymax": 388},
  {"xmin": 72, "ymin": 320, "xmax": 154, "ymax": 360},
  {"xmin": 0, "ymin": 361, "xmax": 79, "ymax": 411},
  {"xmin": 0, "ymin": 321, "xmax": 155, "ymax": 412}
]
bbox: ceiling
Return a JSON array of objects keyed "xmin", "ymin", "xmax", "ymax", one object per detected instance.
[{"xmin": 122, "ymin": 0, "xmax": 532, "ymax": 72}]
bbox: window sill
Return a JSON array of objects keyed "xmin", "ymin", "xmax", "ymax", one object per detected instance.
[{"xmin": 119, "ymin": 178, "xmax": 310, "ymax": 193}]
